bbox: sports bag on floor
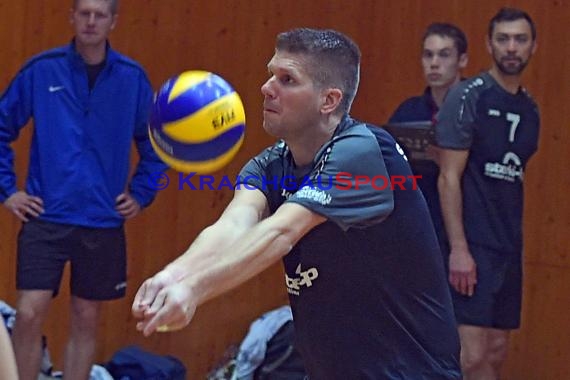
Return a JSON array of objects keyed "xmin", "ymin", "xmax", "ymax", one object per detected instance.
[{"xmin": 105, "ymin": 345, "xmax": 186, "ymax": 380}]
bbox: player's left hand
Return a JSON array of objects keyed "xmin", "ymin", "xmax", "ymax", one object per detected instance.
[
  {"xmin": 134, "ymin": 277, "xmax": 197, "ymax": 337},
  {"xmin": 116, "ymin": 193, "xmax": 141, "ymax": 219},
  {"xmin": 133, "ymin": 269, "xmax": 178, "ymax": 318}
]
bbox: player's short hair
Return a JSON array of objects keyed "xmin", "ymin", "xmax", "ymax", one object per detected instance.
[
  {"xmin": 275, "ymin": 28, "xmax": 361, "ymax": 114},
  {"xmin": 423, "ymin": 22, "xmax": 468, "ymax": 56},
  {"xmin": 488, "ymin": 7, "xmax": 536, "ymax": 40},
  {"xmin": 73, "ymin": 0, "xmax": 119, "ymax": 15}
]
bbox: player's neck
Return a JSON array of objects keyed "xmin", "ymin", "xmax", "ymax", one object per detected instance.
[
  {"xmin": 488, "ymin": 67, "xmax": 521, "ymax": 95},
  {"xmin": 430, "ymin": 76, "xmax": 461, "ymax": 107},
  {"xmin": 287, "ymin": 134, "xmax": 330, "ymax": 167},
  {"xmin": 76, "ymin": 42, "xmax": 107, "ymax": 65},
  {"xmin": 287, "ymin": 115, "xmax": 341, "ymax": 167}
]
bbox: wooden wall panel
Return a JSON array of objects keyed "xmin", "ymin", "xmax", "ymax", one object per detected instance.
[
  {"xmin": 1, "ymin": 0, "xmax": 568, "ymax": 378},
  {"xmin": 503, "ymin": 263, "xmax": 570, "ymax": 379}
]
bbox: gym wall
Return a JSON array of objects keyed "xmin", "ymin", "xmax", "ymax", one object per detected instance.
[{"xmin": 0, "ymin": 1, "xmax": 568, "ymax": 378}]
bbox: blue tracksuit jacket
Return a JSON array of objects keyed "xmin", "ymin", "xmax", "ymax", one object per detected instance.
[{"xmin": 0, "ymin": 41, "xmax": 167, "ymax": 227}]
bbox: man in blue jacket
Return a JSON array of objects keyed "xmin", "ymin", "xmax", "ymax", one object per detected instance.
[{"xmin": 0, "ymin": 1, "xmax": 166, "ymax": 379}]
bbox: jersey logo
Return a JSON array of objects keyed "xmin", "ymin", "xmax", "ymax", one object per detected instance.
[
  {"xmin": 488, "ymin": 109, "xmax": 501, "ymax": 117},
  {"xmin": 285, "ymin": 264, "xmax": 319, "ymax": 296},
  {"xmin": 48, "ymin": 85, "xmax": 65, "ymax": 93},
  {"xmin": 281, "ymin": 188, "xmax": 293, "ymax": 199},
  {"xmin": 294, "ymin": 187, "xmax": 332, "ymax": 205},
  {"xmin": 280, "ymin": 186, "xmax": 332, "ymax": 205},
  {"xmin": 484, "ymin": 152, "xmax": 524, "ymax": 182},
  {"xmin": 395, "ymin": 142, "xmax": 408, "ymax": 161}
]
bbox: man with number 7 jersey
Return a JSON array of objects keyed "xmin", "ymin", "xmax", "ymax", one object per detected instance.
[{"xmin": 435, "ymin": 7, "xmax": 540, "ymax": 380}]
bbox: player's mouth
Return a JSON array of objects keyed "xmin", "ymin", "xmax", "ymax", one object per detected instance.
[
  {"xmin": 502, "ymin": 57, "xmax": 521, "ymax": 64},
  {"xmin": 427, "ymin": 73, "xmax": 442, "ymax": 81},
  {"xmin": 263, "ymin": 105, "xmax": 279, "ymax": 114}
]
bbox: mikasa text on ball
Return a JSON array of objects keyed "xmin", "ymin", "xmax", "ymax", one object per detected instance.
[{"xmin": 148, "ymin": 70, "xmax": 246, "ymax": 174}]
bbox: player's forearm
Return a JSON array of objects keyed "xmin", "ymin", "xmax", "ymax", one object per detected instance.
[
  {"xmin": 438, "ymin": 172, "xmax": 469, "ymax": 251},
  {"xmin": 162, "ymin": 221, "xmax": 248, "ymax": 282},
  {"xmin": 161, "ymin": 189, "xmax": 269, "ymax": 284},
  {"xmin": 180, "ymin": 218, "xmax": 295, "ymax": 306}
]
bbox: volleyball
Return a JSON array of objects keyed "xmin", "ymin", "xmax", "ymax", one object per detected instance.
[{"xmin": 148, "ymin": 70, "xmax": 246, "ymax": 174}]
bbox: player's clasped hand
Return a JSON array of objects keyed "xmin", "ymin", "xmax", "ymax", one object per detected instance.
[
  {"xmin": 4, "ymin": 191, "xmax": 44, "ymax": 222},
  {"xmin": 132, "ymin": 270, "xmax": 197, "ymax": 337}
]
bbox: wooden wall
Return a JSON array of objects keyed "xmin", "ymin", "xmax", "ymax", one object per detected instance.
[{"xmin": 0, "ymin": 0, "xmax": 568, "ymax": 378}]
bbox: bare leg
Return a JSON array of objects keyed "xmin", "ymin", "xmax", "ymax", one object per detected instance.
[
  {"xmin": 459, "ymin": 325, "xmax": 496, "ymax": 380},
  {"xmin": 12, "ymin": 290, "xmax": 53, "ymax": 380},
  {"xmin": 63, "ymin": 296, "xmax": 101, "ymax": 380},
  {"xmin": 487, "ymin": 329, "xmax": 510, "ymax": 378},
  {"xmin": 0, "ymin": 322, "xmax": 18, "ymax": 379}
]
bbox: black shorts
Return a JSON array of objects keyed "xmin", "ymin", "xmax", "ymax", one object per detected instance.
[
  {"xmin": 17, "ymin": 219, "xmax": 127, "ymax": 300},
  {"xmin": 449, "ymin": 244, "xmax": 522, "ymax": 329}
]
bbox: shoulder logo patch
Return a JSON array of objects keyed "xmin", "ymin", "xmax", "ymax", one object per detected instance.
[{"xmin": 48, "ymin": 85, "xmax": 65, "ymax": 92}]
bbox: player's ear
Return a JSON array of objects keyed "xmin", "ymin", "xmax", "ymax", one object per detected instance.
[
  {"xmin": 485, "ymin": 36, "xmax": 493, "ymax": 55},
  {"xmin": 458, "ymin": 52, "xmax": 468, "ymax": 69},
  {"xmin": 531, "ymin": 39, "xmax": 538, "ymax": 55},
  {"xmin": 321, "ymin": 88, "xmax": 342, "ymax": 115},
  {"xmin": 110, "ymin": 14, "xmax": 118, "ymax": 30}
]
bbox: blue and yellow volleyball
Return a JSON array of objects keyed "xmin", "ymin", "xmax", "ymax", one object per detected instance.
[{"xmin": 148, "ymin": 70, "xmax": 246, "ymax": 174}]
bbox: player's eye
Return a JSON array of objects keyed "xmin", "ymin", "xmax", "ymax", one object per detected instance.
[
  {"xmin": 280, "ymin": 75, "xmax": 294, "ymax": 84},
  {"xmin": 496, "ymin": 35, "xmax": 509, "ymax": 43}
]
